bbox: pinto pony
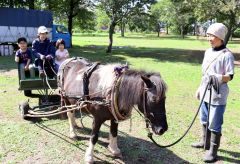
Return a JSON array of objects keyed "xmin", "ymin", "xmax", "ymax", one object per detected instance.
[{"xmin": 58, "ymin": 58, "xmax": 168, "ymax": 163}]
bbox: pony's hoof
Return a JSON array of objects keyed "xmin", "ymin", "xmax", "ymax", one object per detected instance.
[
  {"xmin": 74, "ymin": 125, "xmax": 82, "ymax": 129},
  {"xmin": 69, "ymin": 134, "xmax": 78, "ymax": 140},
  {"xmin": 85, "ymin": 155, "xmax": 94, "ymax": 164},
  {"xmin": 108, "ymin": 146, "xmax": 122, "ymax": 157}
]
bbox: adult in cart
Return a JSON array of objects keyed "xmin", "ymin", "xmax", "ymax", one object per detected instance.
[
  {"xmin": 193, "ymin": 23, "xmax": 234, "ymax": 163},
  {"xmin": 32, "ymin": 26, "xmax": 56, "ymax": 78}
]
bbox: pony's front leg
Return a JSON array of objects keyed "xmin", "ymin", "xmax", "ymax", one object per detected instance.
[
  {"xmin": 85, "ymin": 118, "xmax": 103, "ymax": 163},
  {"xmin": 67, "ymin": 111, "xmax": 77, "ymax": 139},
  {"xmin": 108, "ymin": 120, "xmax": 121, "ymax": 156}
]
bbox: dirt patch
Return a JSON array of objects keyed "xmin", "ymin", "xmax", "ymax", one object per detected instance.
[{"xmin": 0, "ymin": 69, "xmax": 17, "ymax": 77}]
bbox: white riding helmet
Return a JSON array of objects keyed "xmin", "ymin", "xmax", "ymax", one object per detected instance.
[{"xmin": 38, "ymin": 26, "xmax": 49, "ymax": 34}]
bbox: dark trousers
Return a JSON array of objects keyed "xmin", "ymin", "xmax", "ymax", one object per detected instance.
[{"xmin": 35, "ymin": 59, "xmax": 55, "ymax": 78}]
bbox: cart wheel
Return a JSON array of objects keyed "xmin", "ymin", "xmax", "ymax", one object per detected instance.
[{"xmin": 19, "ymin": 101, "xmax": 30, "ymax": 119}]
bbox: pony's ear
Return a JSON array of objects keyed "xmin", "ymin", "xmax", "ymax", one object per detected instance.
[{"xmin": 141, "ymin": 75, "xmax": 153, "ymax": 88}]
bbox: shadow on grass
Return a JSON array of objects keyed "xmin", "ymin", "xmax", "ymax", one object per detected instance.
[
  {"xmin": 35, "ymin": 119, "xmax": 188, "ymax": 164},
  {"xmin": 74, "ymin": 45, "xmax": 240, "ymax": 64},
  {"xmin": 1, "ymin": 44, "xmax": 240, "ymax": 73},
  {"xmin": 71, "ymin": 45, "xmax": 205, "ymax": 65},
  {"xmin": 119, "ymin": 35, "xmax": 201, "ymax": 41},
  {"xmin": 218, "ymin": 149, "xmax": 240, "ymax": 163}
]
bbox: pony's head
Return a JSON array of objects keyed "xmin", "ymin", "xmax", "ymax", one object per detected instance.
[{"xmin": 141, "ymin": 75, "xmax": 168, "ymax": 135}]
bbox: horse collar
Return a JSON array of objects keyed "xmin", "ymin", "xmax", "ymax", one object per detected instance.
[{"xmin": 110, "ymin": 75, "xmax": 131, "ymax": 122}]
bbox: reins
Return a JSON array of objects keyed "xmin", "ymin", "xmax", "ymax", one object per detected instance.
[{"xmin": 42, "ymin": 59, "xmax": 55, "ymax": 92}]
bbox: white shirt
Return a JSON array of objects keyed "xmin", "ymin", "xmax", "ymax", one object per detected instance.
[
  {"xmin": 200, "ymin": 47, "xmax": 234, "ymax": 105},
  {"xmin": 55, "ymin": 49, "xmax": 69, "ymax": 66}
]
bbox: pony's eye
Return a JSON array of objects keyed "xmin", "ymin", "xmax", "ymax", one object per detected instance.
[{"xmin": 151, "ymin": 96, "xmax": 157, "ymax": 102}]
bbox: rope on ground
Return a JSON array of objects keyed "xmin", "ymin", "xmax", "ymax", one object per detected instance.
[{"xmin": 25, "ymin": 104, "xmax": 87, "ymax": 118}]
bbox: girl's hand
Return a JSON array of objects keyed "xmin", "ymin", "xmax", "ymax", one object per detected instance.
[{"xmin": 56, "ymin": 55, "xmax": 61, "ymax": 60}]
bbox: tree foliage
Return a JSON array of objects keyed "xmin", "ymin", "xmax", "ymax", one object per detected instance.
[
  {"xmin": 98, "ymin": 0, "xmax": 156, "ymax": 53},
  {"xmin": 0, "ymin": 0, "xmax": 34, "ymax": 9},
  {"xmin": 192, "ymin": 0, "xmax": 240, "ymax": 44},
  {"xmin": 151, "ymin": 0, "xmax": 196, "ymax": 38},
  {"xmin": 96, "ymin": 8, "xmax": 110, "ymax": 31}
]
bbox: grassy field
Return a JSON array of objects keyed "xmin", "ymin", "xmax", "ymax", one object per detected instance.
[{"xmin": 0, "ymin": 33, "xmax": 239, "ymax": 164}]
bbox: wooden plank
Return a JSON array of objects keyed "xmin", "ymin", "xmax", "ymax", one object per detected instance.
[{"xmin": 19, "ymin": 79, "xmax": 58, "ymax": 90}]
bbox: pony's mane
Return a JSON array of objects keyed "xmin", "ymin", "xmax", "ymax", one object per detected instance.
[
  {"xmin": 123, "ymin": 69, "xmax": 160, "ymax": 77},
  {"xmin": 118, "ymin": 69, "xmax": 167, "ymax": 111}
]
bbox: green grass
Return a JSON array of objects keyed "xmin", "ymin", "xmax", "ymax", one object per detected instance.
[{"xmin": 0, "ymin": 33, "xmax": 239, "ymax": 163}]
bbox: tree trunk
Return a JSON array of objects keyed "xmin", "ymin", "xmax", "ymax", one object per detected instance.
[
  {"xmin": 157, "ymin": 22, "xmax": 160, "ymax": 37},
  {"xmin": 68, "ymin": 15, "xmax": 73, "ymax": 47},
  {"xmin": 225, "ymin": 12, "xmax": 236, "ymax": 45},
  {"xmin": 224, "ymin": 26, "xmax": 232, "ymax": 45},
  {"xmin": 193, "ymin": 23, "xmax": 196, "ymax": 36},
  {"xmin": 120, "ymin": 23, "xmax": 125, "ymax": 37},
  {"xmin": 166, "ymin": 23, "xmax": 168, "ymax": 35},
  {"xmin": 106, "ymin": 21, "xmax": 116, "ymax": 53},
  {"xmin": 181, "ymin": 25, "xmax": 184, "ymax": 39},
  {"xmin": 67, "ymin": 0, "xmax": 75, "ymax": 47}
]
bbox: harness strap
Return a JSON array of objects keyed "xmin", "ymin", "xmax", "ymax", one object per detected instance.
[{"xmin": 83, "ymin": 62, "xmax": 100, "ymax": 100}]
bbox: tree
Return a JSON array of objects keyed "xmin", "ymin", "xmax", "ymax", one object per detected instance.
[
  {"xmin": 44, "ymin": 0, "xmax": 94, "ymax": 47},
  {"xmin": 99, "ymin": 0, "xmax": 156, "ymax": 53},
  {"xmin": 96, "ymin": 8, "xmax": 110, "ymax": 31},
  {"xmin": 193, "ymin": 0, "xmax": 240, "ymax": 45},
  {"xmin": 151, "ymin": 0, "xmax": 196, "ymax": 38},
  {"xmin": 151, "ymin": 0, "xmax": 174, "ymax": 36},
  {"xmin": 127, "ymin": 13, "xmax": 156, "ymax": 33},
  {"xmin": 74, "ymin": 8, "xmax": 96, "ymax": 32}
]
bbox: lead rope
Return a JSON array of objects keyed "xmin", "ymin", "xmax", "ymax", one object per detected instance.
[{"xmin": 142, "ymin": 82, "xmax": 211, "ymax": 148}]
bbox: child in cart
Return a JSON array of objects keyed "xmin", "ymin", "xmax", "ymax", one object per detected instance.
[
  {"xmin": 15, "ymin": 37, "xmax": 35, "ymax": 79},
  {"xmin": 55, "ymin": 39, "xmax": 69, "ymax": 72}
]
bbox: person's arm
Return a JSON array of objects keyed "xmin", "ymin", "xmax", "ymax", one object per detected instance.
[
  {"xmin": 234, "ymin": 60, "xmax": 240, "ymax": 66},
  {"xmin": 15, "ymin": 56, "xmax": 19, "ymax": 62},
  {"xmin": 220, "ymin": 53, "xmax": 235, "ymax": 83},
  {"xmin": 25, "ymin": 59, "xmax": 31, "ymax": 70},
  {"xmin": 220, "ymin": 74, "xmax": 232, "ymax": 83},
  {"xmin": 32, "ymin": 40, "xmax": 42, "ymax": 59},
  {"xmin": 47, "ymin": 40, "xmax": 56, "ymax": 58},
  {"xmin": 65, "ymin": 49, "xmax": 69, "ymax": 58},
  {"xmin": 55, "ymin": 50, "xmax": 60, "ymax": 61},
  {"xmin": 15, "ymin": 51, "xmax": 19, "ymax": 62}
]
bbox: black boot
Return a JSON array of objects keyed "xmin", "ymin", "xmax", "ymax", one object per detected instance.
[
  {"xmin": 204, "ymin": 131, "xmax": 221, "ymax": 163},
  {"xmin": 191, "ymin": 124, "xmax": 211, "ymax": 150}
]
